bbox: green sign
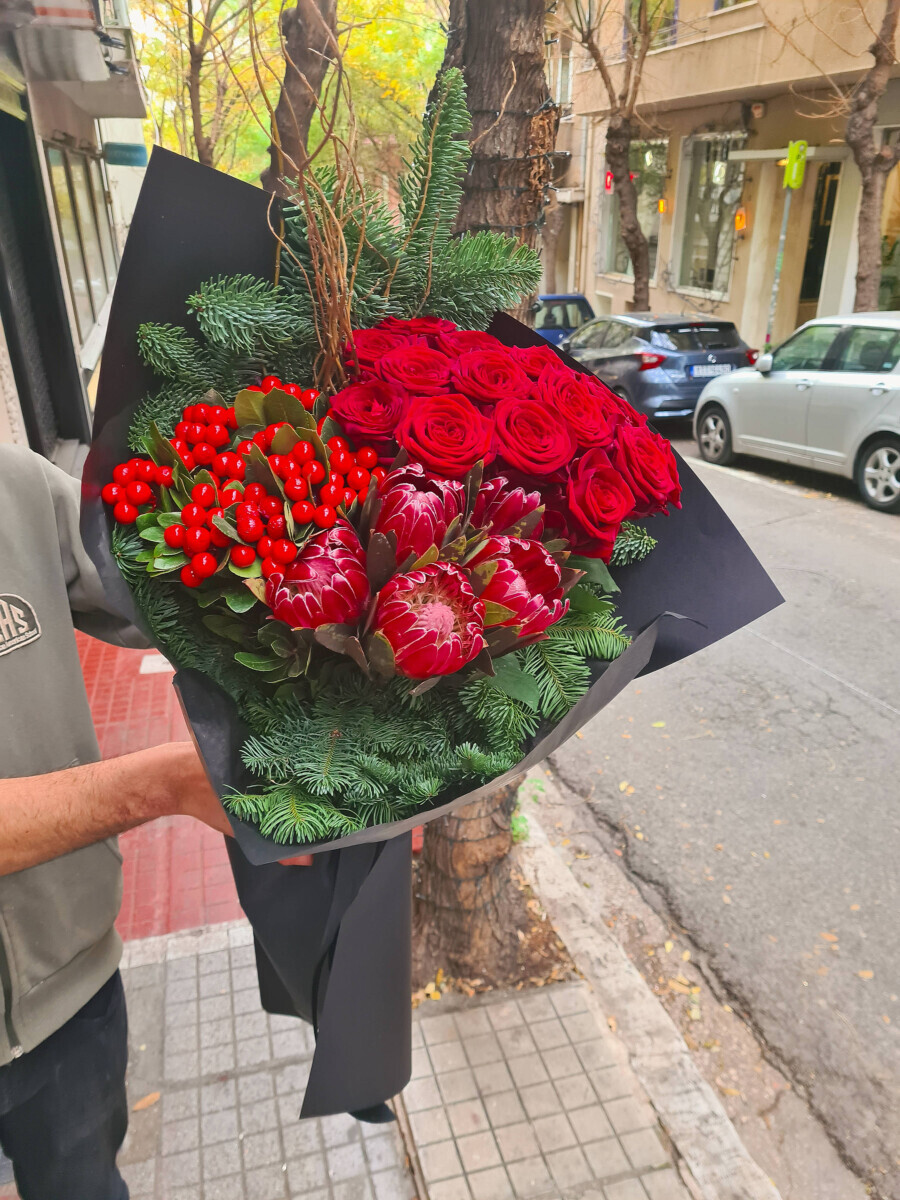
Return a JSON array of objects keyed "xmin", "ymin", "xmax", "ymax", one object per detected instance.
[
  {"xmin": 783, "ymin": 140, "xmax": 807, "ymax": 190},
  {"xmin": 102, "ymin": 142, "xmax": 148, "ymax": 168}
]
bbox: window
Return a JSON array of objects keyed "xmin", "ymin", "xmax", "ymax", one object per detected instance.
[
  {"xmin": 600, "ymin": 139, "xmax": 668, "ymax": 278},
  {"xmin": 534, "ymin": 298, "xmax": 593, "ymax": 332},
  {"xmin": 569, "ymin": 321, "xmax": 608, "ymax": 351},
  {"xmin": 45, "ymin": 146, "xmax": 118, "ymax": 343},
  {"xmin": 677, "ymin": 135, "xmax": 746, "ymax": 294},
  {"xmin": 714, "ymin": 0, "xmax": 745, "ymax": 7},
  {"xmin": 602, "ymin": 321, "xmax": 635, "ymax": 350},
  {"xmin": 833, "ymin": 326, "xmax": 900, "ymax": 373},
  {"xmin": 651, "ymin": 323, "xmax": 741, "ymax": 351},
  {"xmin": 626, "ymin": 0, "xmax": 678, "ymax": 49},
  {"xmin": 771, "ymin": 325, "xmax": 839, "ymax": 371}
]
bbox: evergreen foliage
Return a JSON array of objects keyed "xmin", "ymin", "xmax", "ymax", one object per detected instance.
[{"xmin": 610, "ymin": 520, "xmax": 658, "ymax": 566}]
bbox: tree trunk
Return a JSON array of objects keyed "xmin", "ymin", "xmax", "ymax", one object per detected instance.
[
  {"xmin": 188, "ymin": 43, "xmax": 214, "ymax": 167},
  {"xmin": 260, "ymin": 0, "xmax": 338, "ymax": 196},
  {"xmin": 855, "ymin": 166, "xmax": 887, "ymax": 311},
  {"xmin": 540, "ymin": 191, "xmax": 565, "ymax": 293},
  {"xmin": 606, "ymin": 113, "xmax": 650, "ymax": 310},
  {"xmin": 436, "ymin": 0, "xmax": 557, "ymax": 321}
]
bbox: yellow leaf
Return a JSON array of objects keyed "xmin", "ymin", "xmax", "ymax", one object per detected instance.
[
  {"xmin": 850, "ymin": 904, "xmax": 860, "ymax": 912},
  {"xmin": 607, "ymin": 1015, "xmax": 617, "ymax": 1033},
  {"xmin": 819, "ymin": 932, "xmax": 838, "ymax": 943},
  {"xmin": 435, "ymin": 968, "xmax": 444, "ymax": 986},
  {"xmin": 618, "ymin": 781, "xmax": 629, "ymax": 792},
  {"xmin": 719, "ymin": 1086, "xmax": 741, "ymax": 1097},
  {"xmin": 574, "ymin": 851, "xmax": 590, "ymax": 860},
  {"xmin": 722, "ymin": 894, "xmax": 731, "ymax": 904},
  {"xmin": 858, "ymin": 970, "xmax": 874, "ymax": 980},
  {"xmin": 561, "ymin": 838, "xmax": 571, "ymax": 847},
  {"xmin": 664, "ymin": 940, "xmax": 674, "ymax": 953},
  {"xmin": 688, "ymin": 1004, "xmax": 702, "ymax": 1021},
  {"xmin": 132, "ymin": 1092, "xmax": 160, "ymax": 1112},
  {"xmin": 722, "ymin": 1004, "xmax": 733, "ymax": 1013},
  {"xmin": 668, "ymin": 979, "xmax": 690, "ymax": 995},
  {"xmin": 651, "ymin": 721, "xmax": 665, "ymax": 727},
  {"xmin": 575, "ymin": 731, "xmax": 584, "ymax": 739},
  {"xmin": 635, "ymin": 831, "xmax": 644, "ymax": 840},
  {"xmin": 682, "ymin": 950, "xmax": 691, "ymax": 962}
]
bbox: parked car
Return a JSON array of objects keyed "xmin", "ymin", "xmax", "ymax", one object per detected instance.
[
  {"xmin": 560, "ymin": 313, "xmax": 757, "ymax": 420},
  {"xmin": 534, "ymin": 293, "xmax": 595, "ymax": 345},
  {"xmin": 693, "ymin": 313, "xmax": 900, "ymax": 513}
]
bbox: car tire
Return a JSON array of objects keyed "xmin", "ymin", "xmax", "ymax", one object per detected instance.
[
  {"xmin": 855, "ymin": 435, "xmax": 900, "ymax": 513},
  {"xmin": 696, "ymin": 404, "xmax": 735, "ymax": 466}
]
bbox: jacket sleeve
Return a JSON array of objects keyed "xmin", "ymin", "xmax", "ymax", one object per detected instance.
[{"xmin": 39, "ymin": 455, "xmax": 150, "ymax": 649}]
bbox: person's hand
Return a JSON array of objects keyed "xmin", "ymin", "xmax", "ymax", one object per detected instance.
[{"xmin": 161, "ymin": 742, "xmax": 233, "ymax": 836}]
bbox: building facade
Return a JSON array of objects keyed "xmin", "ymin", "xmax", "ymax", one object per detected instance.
[
  {"xmin": 547, "ymin": 0, "xmax": 900, "ymax": 351},
  {"xmin": 0, "ymin": 0, "xmax": 146, "ymax": 462}
]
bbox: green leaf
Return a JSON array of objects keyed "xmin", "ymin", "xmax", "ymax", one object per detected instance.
[
  {"xmin": 234, "ymin": 388, "xmax": 267, "ymax": 427},
  {"xmin": 151, "ymin": 552, "xmax": 188, "ymax": 573},
  {"xmin": 203, "ymin": 614, "xmax": 246, "ymax": 643},
  {"xmin": 486, "ymin": 654, "xmax": 540, "ymax": 711},
  {"xmin": 139, "ymin": 526, "xmax": 166, "ymax": 544},
  {"xmin": 157, "ymin": 512, "xmax": 184, "ymax": 528},
  {"xmin": 247, "ymin": 443, "xmax": 285, "ymax": 497},
  {"xmin": 483, "ymin": 600, "xmax": 518, "ymax": 626},
  {"xmin": 263, "ymin": 387, "xmax": 312, "ymax": 429},
  {"xmin": 235, "ymin": 650, "xmax": 284, "ymax": 672},
  {"xmin": 228, "ymin": 559, "xmax": 263, "ymax": 579},
  {"xmin": 270, "ymin": 424, "xmax": 302, "ymax": 456},
  {"xmin": 567, "ymin": 584, "xmax": 609, "ymax": 615},
  {"xmin": 224, "ymin": 588, "xmax": 259, "ymax": 613},
  {"xmin": 569, "ymin": 555, "xmax": 619, "ymax": 594},
  {"xmin": 144, "ymin": 421, "xmax": 181, "ymax": 468}
]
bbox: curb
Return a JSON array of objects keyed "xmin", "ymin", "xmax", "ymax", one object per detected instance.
[{"xmin": 518, "ymin": 769, "xmax": 782, "ymax": 1200}]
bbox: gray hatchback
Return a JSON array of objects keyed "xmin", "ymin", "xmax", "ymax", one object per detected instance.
[{"xmin": 560, "ymin": 313, "xmax": 757, "ymax": 420}]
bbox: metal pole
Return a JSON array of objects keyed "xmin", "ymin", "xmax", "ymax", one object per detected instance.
[{"xmin": 766, "ymin": 187, "xmax": 791, "ymax": 345}]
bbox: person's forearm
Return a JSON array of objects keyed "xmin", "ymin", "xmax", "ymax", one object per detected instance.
[{"xmin": 0, "ymin": 743, "xmax": 226, "ymax": 875}]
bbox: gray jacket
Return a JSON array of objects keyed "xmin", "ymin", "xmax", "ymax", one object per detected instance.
[{"xmin": 0, "ymin": 445, "xmax": 143, "ymax": 1065}]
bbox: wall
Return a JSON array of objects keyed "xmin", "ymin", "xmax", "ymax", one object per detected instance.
[{"xmin": 98, "ymin": 115, "xmax": 146, "ymax": 250}]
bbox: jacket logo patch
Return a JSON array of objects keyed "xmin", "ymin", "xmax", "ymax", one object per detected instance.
[{"xmin": 0, "ymin": 595, "xmax": 41, "ymax": 657}]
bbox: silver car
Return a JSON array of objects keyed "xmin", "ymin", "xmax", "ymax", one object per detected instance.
[{"xmin": 693, "ymin": 314, "xmax": 900, "ymax": 513}]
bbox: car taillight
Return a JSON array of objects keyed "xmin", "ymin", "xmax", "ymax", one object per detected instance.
[
  {"xmin": 746, "ymin": 348, "xmax": 759, "ymax": 365},
  {"xmin": 638, "ymin": 352, "xmax": 666, "ymax": 371}
]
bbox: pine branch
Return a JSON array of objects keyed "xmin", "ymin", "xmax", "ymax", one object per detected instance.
[{"xmin": 610, "ymin": 521, "xmax": 658, "ymax": 566}]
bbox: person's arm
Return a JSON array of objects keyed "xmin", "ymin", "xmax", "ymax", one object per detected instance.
[{"xmin": 0, "ymin": 742, "xmax": 230, "ymax": 876}]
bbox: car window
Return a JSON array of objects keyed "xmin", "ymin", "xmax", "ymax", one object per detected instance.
[
  {"xmin": 832, "ymin": 326, "xmax": 900, "ymax": 373},
  {"xmin": 565, "ymin": 301, "xmax": 593, "ymax": 328},
  {"xmin": 651, "ymin": 324, "xmax": 741, "ymax": 351},
  {"xmin": 771, "ymin": 325, "xmax": 840, "ymax": 371},
  {"xmin": 569, "ymin": 321, "xmax": 608, "ymax": 350},
  {"xmin": 602, "ymin": 322, "xmax": 634, "ymax": 350},
  {"xmin": 535, "ymin": 299, "xmax": 593, "ymax": 331}
]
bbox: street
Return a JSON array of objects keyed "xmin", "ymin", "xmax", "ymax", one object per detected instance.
[{"xmin": 550, "ymin": 431, "xmax": 900, "ymax": 1195}]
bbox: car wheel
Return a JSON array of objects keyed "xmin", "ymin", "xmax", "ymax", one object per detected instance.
[
  {"xmin": 856, "ymin": 435, "xmax": 900, "ymax": 513},
  {"xmin": 697, "ymin": 405, "xmax": 734, "ymax": 465}
]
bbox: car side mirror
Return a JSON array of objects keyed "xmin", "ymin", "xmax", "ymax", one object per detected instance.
[
  {"xmin": 756, "ymin": 353, "xmax": 773, "ymax": 374},
  {"xmin": 531, "ymin": 300, "xmax": 542, "ymax": 313}
]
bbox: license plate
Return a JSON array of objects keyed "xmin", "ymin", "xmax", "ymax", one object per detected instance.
[{"xmin": 690, "ymin": 363, "xmax": 734, "ymax": 378}]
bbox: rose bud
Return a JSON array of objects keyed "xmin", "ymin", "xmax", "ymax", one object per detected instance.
[
  {"xmin": 467, "ymin": 537, "xmax": 568, "ymax": 640},
  {"xmin": 372, "ymin": 464, "xmax": 466, "ymax": 566},
  {"xmin": 370, "ymin": 562, "xmax": 485, "ymax": 679},
  {"xmin": 265, "ymin": 522, "xmax": 369, "ymax": 630},
  {"xmin": 471, "ymin": 476, "xmax": 544, "ymax": 539}
]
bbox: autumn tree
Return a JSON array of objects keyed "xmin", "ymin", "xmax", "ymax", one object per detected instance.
[{"xmin": 556, "ymin": 0, "xmax": 676, "ymax": 311}]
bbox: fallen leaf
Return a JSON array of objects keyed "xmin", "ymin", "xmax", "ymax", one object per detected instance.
[
  {"xmin": 574, "ymin": 851, "xmax": 590, "ymax": 860},
  {"xmin": 664, "ymin": 940, "xmax": 674, "ymax": 953},
  {"xmin": 858, "ymin": 970, "xmax": 874, "ymax": 980},
  {"xmin": 819, "ymin": 932, "xmax": 838, "ymax": 943},
  {"xmin": 688, "ymin": 1004, "xmax": 702, "ymax": 1021},
  {"xmin": 763, "ymin": 851, "xmax": 770, "ymax": 859},
  {"xmin": 652, "ymin": 721, "xmax": 666, "ymax": 728},
  {"xmin": 850, "ymin": 904, "xmax": 860, "ymax": 912},
  {"xmin": 882, "ymin": 1014, "xmax": 891, "ymax": 1025},
  {"xmin": 668, "ymin": 979, "xmax": 690, "ymax": 995},
  {"xmin": 607, "ymin": 1015, "xmax": 617, "ymax": 1033},
  {"xmin": 635, "ymin": 831, "xmax": 644, "ymax": 840},
  {"xmin": 682, "ymin": 950, "xmax": 691, "ymax": 962},
  {"xmin": 575, "ymin": 731, "xmax": 584, "ymax": 739},
  {"xmin": 722, "ymin": 1004, "xmax": 733, "ymax": 1013},
  {"xmin": 719, "ymin": 1086, "xmax": 742, "ymax": 1097},
  {"xmin": 132, "ymin": 1092, "xmax": 160, "ymax": 1113},
  {"xmin": 435, "ymin": 968, "xmax": 445, "ymax": 986},
  {"xmin": 619, "ymin": 780, "xmax": 629, "ymax": 792},
  {"xmin": 561, "ymin": 838, "xmax": 571, "ymax": 847},
  {"xmin": 722, "ymin": 894, "xmax": 731, "ymax": 904}
]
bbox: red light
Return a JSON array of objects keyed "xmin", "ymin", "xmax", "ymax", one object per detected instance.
[
  {"xmin": 746, "ymin": 349, "xmax": 759, "ymax": 365},
  {"xmin": 638, "ymin": 352, "xmax": 666, "ymax": 371},
  {"xmin": 605, "ymin": 170, "xmax": 614, "ymax": 193}
]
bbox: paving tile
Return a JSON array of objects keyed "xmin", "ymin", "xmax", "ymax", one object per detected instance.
[
  {"xmin": 320, "ymin": 1112, "xmax": 360, "ymax": 1147},
  {"xmin": 411, "ymin": 1046, "xmax": 433, "ymax": 1079},
  {"xmin": 161, "ymin": 1148, "xmax": 201, "ymax": 1188},
  {"xmin": 200, "ymin": 971, "xmax": 231, "ymax": 999},
  {"xmin": 238, "ymin": 1070, "xmax": 275, "ymax": 1105},
  {"xmin": 200, "ymin": 1016, "xmax": 233, "ymax": 1048},
  {"xmin": 237, "ymin": 1034, "xmax": 272, "ymax": 1068},
  {"xmin": 641, "ymin": 1168, "xmax": 691, "ymax": 1200},
  {"xmin": 486, "ymin": 1002, "xmax": 523, "ymax": 1032},
  {"xmin": 200, "ymin": 994, "xmax": 233, "ymax": 1022},
  {"xmin": 163, "ymin": 1088, "xmax": 200, "ymax": 1123},
  {"xmin": 199, "ymin": 949, "xmax": 230, "ymax": 975},
  {"xmin": 246, "ymin": 1162, "xmax": 288, "ymax": 1199},
  {"xmin": 275, "ymin": 1062, "xmax": 311, "ymax": 1096},
  {"xmin": 327, "ymin": 1140, "xmax": 367, "ymax": 1181},
  {"xmin": 457, "ymin": 1130, "xmax": 502, "ymax": 1173},
  {"xmin": 419, "ymin": 1139, "xmax": 464, "ymax": 1184},
  {"xmin": 231, "ymin": 965, "xmax": 259, "ymax": 991},
  {"xmin": 201, "ymin": 1107, "xmax": 239, "ymax": 1145},
  {"xmin": 605, "ymin": 1179, "xmax": 651, "ymax": 1200},
  {"xmin": 233, "ymin": 987, "xmax": 259, "ymax": 1015},
  {"xmin": 530, "ymin": 1019, "xmax": 569, "ymax": 1052},
  {"xmin": 410, "ymin": 1105, "xmax": 453, "ymax": 1145},
  {"xmin": 590, "ymin": 1066, "xmax": 635, "ymax": 1103},
  {"xmin": 169, "ymin": 957, "xmax": 198, "ymax": 981},
  {"xmin": 431, "ymin": 1039, "xmax": 470, "ymax": 1073},
  {"xmin": 202, "ymin": 1140, "xmax": 241, "ymax": 1180},
  {"xmin": 332, "ymin": 1179, "xmax": 373, "ymax": 1200},
  {"xmin": 421, "ymin": 1014, "xmax": 460, "ymax": 1045},
  {"xmin": 505, "ymin": 1154, "xmax": 554, "ymax": 1199},
  {"xmin": 161, "ymin": 1116, "xmax": 199, "ymax": 1155},
  {"xmin": 474, "ymin": 1061, "xmax": 515, "ymax": 1096},
  {"xmin": 404, "ymin": 1075, "xmax": 443, "ymax": 1112},
  {"xmin": 372, "ymin": 1166, "xmax": 415, "ymax": 1200},
  {"xmin": 507, "ymin": 1054, "xmax": 549, "ymax": 1089},
  {"xmin": 363, "ymin": 1133, "xmax": 401, "ymax": 1172},
  {"xmin": 271, "ymin": 1026, "xmax": 312, "ymax": 1059},
  {"xmin": 516, "ymin": 993, "xmax": 556, "ymax": 1023},
  {"xmin": 242, "ymin": 1129, "xmax": 283, "ymax": 1170},
  {"xmin": 288, "ymin": 1152, "xmax": 328, "ymax": 1193},
  {"xmin": 576, "ymin": 1039, "xmax": 619, "ymax": 1072},
  {"xmin": 532, "ymin": 1113, "xmax": 576, "ymax": 1154},
  {"xmin": 429, "ymin": 1177, "xmax": 474, "ymax": 1200},
  {"xmin": 164, "ymin": 1051, "xmax": 199, "ymax": 1081},
  {"xmin": 205, "ymin": 1177, "xmax": 245, "ymax": 1200},
  {"xmin": 447, "ymin": 1098, "xmax": 491, "ymax": 1137},
  {"xmin": 454, "ymin": 1009, "xmax": 493, "ymax": 1038},
  {"xmin": 604, "ymin": 1096, "xmax": 656, "ymax": 1136},
  {"xmin": 545, "ymin": 1144, "xmax": 592, "ymax": 1190},
  {"xmin": 520, "ymin": 1082, "xmax": 561, "ymax": 1120},
  {"xmin": 468, "ymin": 1164, "xmax": 514, "ymax": 1200},
  {"xmin": 240, "ymin": 1098, "xmax": 280, "ymax": 1134},
  {"xmin": 620, "ymin": 1128, "xmax": 669, "ymax": 1171},
  {"xmin": 484, "ymin": 1090, "xmax": 527, "ymax": 1129},
  {"xmin": 438, "ymin": 1067, "xmax": 479, "ymax": 1104},
  {"xmin": 200, "ymin": 1041, "xmax": 236, "ymax": 1074},
  {"xmin": 583, "ymin": 1137, "xmax": 632, "ymax": 1180},
  {"xmin": 497, "ymin": 1027, "xmax": 537, "ymax": 1060},
  {"xmin": 569, "ymin": 1103, "xmax": 615, "ymax": 1145},
  {"xmin": 282, "ymin": 1118, "xmax": 321, "ymax": 1158},
  {"xmin": 494, "ymin": 1121, "xmax": 535, "ymax": 1163},
  {"xmin": 554, "ymin": 1074, "xmax": 597, "ymax": 1111},
  {"xmin": 549, "ymin": 988, "xmax": 589, "ymax": 1017},
  {"xmin": 121, "ymin": 1158, "xmax": 156, "ymax": 1195},
  {"xmin": 541, "ymin": 1045, "xmax": 582, "ymax": 1081},
  {"xmin": 464, "ymin": 1033, "xmax": 505, "ymax": 1065}
]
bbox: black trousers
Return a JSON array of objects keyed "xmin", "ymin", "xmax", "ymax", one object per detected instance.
[{"xmin": 0, "ymin": 972, "xmax": 128, "ymax": 1200}]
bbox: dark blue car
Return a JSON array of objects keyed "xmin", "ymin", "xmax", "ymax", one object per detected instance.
[
  {"xmin": 534, "ymin": 294, "xmax": 595, "ymax": 346},
  {"xmin": 560, "ymin": 313, "xmax": 757, "ymax": 420}
]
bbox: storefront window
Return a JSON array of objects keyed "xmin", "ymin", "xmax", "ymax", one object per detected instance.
[
  {"xmin": 601, "ymin": 139, "xmax": 668, "ymax": 278},
  {"xmin": 46, "ymin": 148, "xmax": 93, "ymax": 341},
  {"xmin": 678, "ymin": 134, "xmax": 746, "ymax": 294}
]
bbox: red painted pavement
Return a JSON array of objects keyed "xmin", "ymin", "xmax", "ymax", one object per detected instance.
[{"xmin": 76, "ymin": 632, "xmax": 243, "ymax": 941}]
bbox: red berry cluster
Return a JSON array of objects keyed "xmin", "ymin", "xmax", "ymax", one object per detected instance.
[{"xmin": 103, "ymin": 375, "xmax": 386, "ymax": 591}]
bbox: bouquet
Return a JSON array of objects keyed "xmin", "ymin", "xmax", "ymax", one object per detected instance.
[{"xmin": 81, "ymin": 71, "xmax": 781, "ymax": 1118}]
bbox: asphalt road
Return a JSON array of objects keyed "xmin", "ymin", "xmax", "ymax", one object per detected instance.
[{"xmin": 551, "ymin": 431, "xmax": 900, "ymax": 1194}]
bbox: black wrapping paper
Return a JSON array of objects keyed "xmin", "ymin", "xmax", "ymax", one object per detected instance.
[{"xmin": 81, "ymin": 148, "xmax": 783, "ymax": 1118}]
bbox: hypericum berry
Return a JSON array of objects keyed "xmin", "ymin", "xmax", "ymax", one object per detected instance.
[
  {"xmin": 291, "ymin": 500, "xmax": 315, "ymax": 524},
  {"xmin": 180, "ymin": 452, "xmax": 196, "ymax": 472},
  {"xmin": 266, "ymin": 515, "xmax": 286, "ymax": 539},
  {"xmin": 170, "ymin": 439, "xmax": 189, "ymax": 456},
  {"xmin": 113, "ymin": 501, "xmax": 138, "ymax": 524},
  {"xmin": 329, "ymin": 473, "xmax": 345, "ymax": 491},
  {"xmin": 180, "ymin": 565, "xmax": 201, "ymax": 588},
  {"xmin": 260, "ymin": 496, "xmax": 283, "ymax": 520},
  {"xmin": 282, "ymin": 382, "xmax": 303, "ymax": 399},
  {"xmin": 156, "ymin": 466, "xmax": 174, "ymax": 487},
  {"xmin": 301, "ymin": 460, "xmax": 326, "ymax": 485},
  {"xmin": 182, "ymin": 405, "xmax": 198, "ymax": 421},
  {"xmin": 191, "ymin": 483, "xmax": 216, "ymax": 507},
  {"xmin": 291, "ymin": 441, "xmax": 315, "ymax": 465},
  {"xmin": 206, "ymin": 424, "xmax": 229, "ymax": 449},
  {"xmin": 137, "ymin": 460, "xmax": 157, "ymax": 483},
  {"xmin": 193, "ymin": 442, "xmax": 216, "ymax": 466},
  {"xmin": 260, "ymin": 555, "xmax": 280, "ymax": 579},
  {"xmin": 101, "ymin": 483, "xmax": 122, "ymax": 505},
  {"xmin": 356, "ymin": 446, "xmax": 378, "ymax": 470},
  {"xmin": 164, "ymin": 524, "xmax": 186, "ymax": 549},
  {"xmin": 300, "ymin": 388, "xmax": 319, "ymax": 409},
  {"xmin": 244, "ymin": 483, "xmax": 267, "ymax": 503},
  {"xmin": 327, "ymin": 436, "xmax": 348, "ymax": 452},
  {"xmin": 174, "ymin": 421, "xmax": 192, "ymax": 440},
  {"xmin": 191, "ymin": 552, "xmax": 218, "ymax": 579},
  {"xmin": 181, "ymin": 504, "xmax": 207, "ymax": 527},
  {"xmin": 230, "ymin": 456, "xmax": 246, "ymax": 481},
  {"xmin": 221, "ymin": 487, "xmax": 242, "ymax": 506},
  {"xmin": 212, "ymin": 452, "xmax": 232, "ymax": 478},
  {"xmin": 185, "ymin": 423, "xmax": 206, "ymax": 445},
  {"xmin": 260, "ymin": 374, "xmax": 282, "ymax": 393},
  {"xmin": 125, "ymin": 480, "xmax": 151, "ymax": 505},
  {"xmin": 245, "ymin": 384, "xmax": 263, "ymax": 393},
  {"xmin": 224, "ymin": 407, "xmax": 238, "ymax": 430},
  {"xmin": 318, "ymin": 482, "xmax": 342, "ymax": 507},
  {"xmin": 208, "ymin": 405, "xmax": 227, "ymax": 424},
  {"xmin": 268, "ymin": 454, "xmax": 291, "ymax": 480},
  {"xmin": 237, "ymin": 440, "xmax": 254, "ymax": 456},
  {"xmin": 272, "ymin": 539, "xmax": 297, "ymax": 564},
  {"xmin": 252, "ymin": 431, "xmax": 268, "ymax": 448},
  {"xmin": 284, "ymin": 476, "xmax": 308, "ymax": 502},
  {"xmin": 112, "ymin": 463, "xmax": 134, "ymax": 486},
  {"xmin": 330, "ymin": 450, "xmax": 353, "ymax": 474},
  {"xmin": 184, "ymin": 526, "xmax": 211, "ymax": 554},
  {"xmin": 314, "ymin": 504, "xmax": 337, "ymax": 529},
  {"xmin": 257, "ymin": 535, "xmax": 274, "ymax": 559},
  {"xmin": 343, "ymin": 488, "xmax": 356, "ymax": 508},
  {"xmin": 230, "ymin": 544, "xmax": 256, "ymax": 568},
  {"xmin": 235, "ymin": 502, "xmax": 259, "ymax": 522},
  {"xmin": 236, "ymin": 517, "xmax": 264, "ymax": 543},
  {"xmin": 347, "ymin": 467, "xmax": 369, "ymax": 491},
  {"xmin": 194, "ymin": 404, "xmax": 211, "ymax": 423},
  {"xmin": 207, "ymin": 510, "xmax": 231, "ymax": 548},
  {"xmin": 372, "ymin": 466, "xmax": 388, "ymax": 483}
]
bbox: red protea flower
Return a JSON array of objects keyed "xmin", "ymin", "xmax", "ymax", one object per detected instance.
[
  {"xmin": 471, "ymin": 475, "xmax": 544, "ymax": 539},
  {"xmin": 371, "ymin": 562, "xmax": 485, "ymax": 678},
  {"xmin": 266, "ymin": 523, "xmax": 369, "ymax": 630},
  {"xmin": 467, "ymin": 536, "xmax": 568, "ymax": 640},
  {"xmin": 373, "ymin": 464, "xmax": 466, "ymax": 566}
]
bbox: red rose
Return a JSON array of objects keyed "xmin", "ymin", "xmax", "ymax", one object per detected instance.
[
  {"xmin": 567, "ymin": 448, "xmax": 636, "ymax": 561},
  {"xmin": 510, "ymin": 343, "xmax": 563, "ymax": 380},
  {"xmin": 376, "ymin": 346, "xmax": 453, "ymax": 395},
  {"xmin": 493, "ymin": 395, "xmax": 576, "ymax": 477},
  {"xmin": 539, "ymin": 367, "xmax": 618, "ymax": 449},
  {"xmin": 346, "ymin": 327, "xmax": 420, "ymax": 370},
  {"xmin": 395, "ymin": 393, "xmax": 495, "ymax": 478},
  {"xmin": 438, "ymin": 329, "xmax": 504, "ymax": 357},
  {"xmin": 379, "ymin": 316, "xmax": 457, "ymax": 337},
  {"xmin": 609, "ymin": 424, "xmax": 681, "ymax": 517},
  {"xmin": 584, "ymin": 376, "xmax": 646, "ymax": 430},
  {"xmin": 330, "ymin": 379, "xmax": 407, "ymax": 450},
  {"xmin": 452, "ymin": 349, "xmax": 532, "ymax": 410}
]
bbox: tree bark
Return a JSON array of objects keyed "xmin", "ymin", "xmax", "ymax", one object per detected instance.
[
  {"xmin": 845, "ymin": 0, "xmax": 900, "ymax": 310},
  {"xmin": 260, "ymin": 0, "xmax": 338, "ymax": 196},
  {"xmin": 187, "ymin": 42, "xmax": 214, "ymax": 167},
  {"xmin": 606, "ymin": 113, "xmax": 650, "ymax": 310}
]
